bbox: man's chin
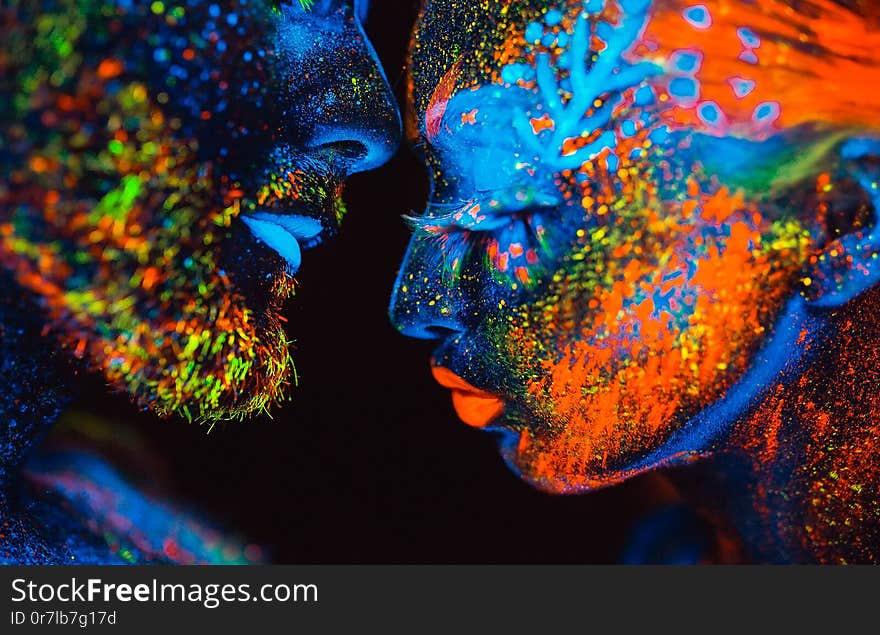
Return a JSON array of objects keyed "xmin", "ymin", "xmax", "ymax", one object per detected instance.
[{"xmin": 93, "ymin": 302, "xmax": 295, "ymax": 424}]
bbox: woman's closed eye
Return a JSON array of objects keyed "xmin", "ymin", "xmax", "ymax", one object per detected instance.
[
  {"xmin": 410, "ymin": 186, "xmax": 563, "ymax": 235},
  {"xmin": 405, "ymin": 183, "xmax": 568, "ymax": 284}
]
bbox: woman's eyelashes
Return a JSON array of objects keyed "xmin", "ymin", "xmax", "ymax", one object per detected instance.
[
  {"xmin": 408, "ymin": 184, "xmax": 561, "ymax": 278},
  {"xmin": 408, "ymin": 194, "xmax": 559, "ymax": 285},
  {"xmin": 417, "ymin": 185, "xmax": 561, "ymax": 231}
]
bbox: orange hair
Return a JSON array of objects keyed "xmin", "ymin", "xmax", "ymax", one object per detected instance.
[{"xmin": 641, "ymin": 0, "xmax": 880, "ymax": 132}]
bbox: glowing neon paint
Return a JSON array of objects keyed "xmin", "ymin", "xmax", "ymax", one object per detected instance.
[
  {"xmin": 392, "ymin": 0, "xmax": 880, "ymax": 563},
  {"xmin": 0, "ymin": 0, "xmax": 399, "ymax": 563},
  {"xmin": 0, "ymin": 0, "xmax": 399, "ymax": 422}
]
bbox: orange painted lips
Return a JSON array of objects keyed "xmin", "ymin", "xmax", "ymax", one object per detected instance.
[{"xmin": 430, "ymin": 365, "xmax": 505, "ymax": 428}]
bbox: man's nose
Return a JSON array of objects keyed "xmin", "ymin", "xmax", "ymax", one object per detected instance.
[
  {"xmin": 278, "ymin": 15, "xmax": 401, "ymax": 173},
  {"xmin": 389, "ymin": 237, "xmax": 467, "ymax": 340}
]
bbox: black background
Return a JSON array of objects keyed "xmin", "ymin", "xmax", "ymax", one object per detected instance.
[{"xmin": 62, "ymin": 1, "xmax": 667, "ymax": 563}]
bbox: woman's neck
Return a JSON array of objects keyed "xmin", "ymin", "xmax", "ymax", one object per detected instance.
[{"xmin": 675, "ymin": 290, "xmax": 880, "ymax": 562}]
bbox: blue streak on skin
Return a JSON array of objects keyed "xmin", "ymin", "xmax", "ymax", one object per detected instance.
[
  {"xmin": 632, "ymin": 294, "xmax": 820, "ymax": 470},
  {"xmin": 26, "ymin": 450, "xmax": 252, "ymax": 564},
  {"xmin": 355, "ymin": 0, "xmax": 371, "ymax": 24},
  {"xmin": 841, "ymin": 137, "xmax": 880, "ymax": 160},
  {"xmin": 688, "ymin": 132, "xmax": 787, "ymax": 186}
]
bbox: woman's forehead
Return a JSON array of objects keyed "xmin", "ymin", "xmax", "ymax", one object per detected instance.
[{"xmin": 409, "ymin": 0, "xmax": 880, "ymax": 137}]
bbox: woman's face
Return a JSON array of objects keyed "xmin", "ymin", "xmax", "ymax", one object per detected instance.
[
  {"xmin": 0, "ymin": 0, "xmax": 400, "ymax": 421},
  {"xmin": 391, "ymin": 0, "xmax": 878, "ymax": 492}
]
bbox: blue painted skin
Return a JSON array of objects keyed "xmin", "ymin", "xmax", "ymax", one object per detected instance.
[
  {"xmin": 23, "ymin": 449, "xmax": 257, "ymax": 564},
  {"xmin": 437, "ymin": 4, "xmax": 660, "ymax": 186},
  {"xmin": 410, "ymin": 1, "xmax": 665, "ymax": 288},
  {"xmin": 408, "ymin": 0, "xmax": 801, "ymax": 304}
]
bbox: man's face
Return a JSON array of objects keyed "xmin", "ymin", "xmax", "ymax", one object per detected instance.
[
  {"xmin": 1, "ymin": 0, "xmax": 400, "ymax": 421},
  {"xmin": 392, "ymin": 0, "xmax": 877, "ymax": 492}
]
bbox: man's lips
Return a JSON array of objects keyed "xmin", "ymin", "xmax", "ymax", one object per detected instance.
[
  {"xmin": 240, "ymin": 211, "xmax": 324, "ymax": 275},
  {"xmin": 430, "ymin": 365, "xmax": 505, "ymax": 428}
]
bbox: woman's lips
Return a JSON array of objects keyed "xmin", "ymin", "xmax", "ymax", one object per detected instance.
[{"xmin": 430, "ymin": 365, "xmax": 505, "ymax": 428}]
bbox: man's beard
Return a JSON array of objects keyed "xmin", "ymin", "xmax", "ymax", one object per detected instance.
[
  {"xmin": 1, "ymin": 203, "xmax": 297, "ymax": 424},
  {"xmin": 0, "ymin": 120, "xmax": 298, "ymax": 423}
]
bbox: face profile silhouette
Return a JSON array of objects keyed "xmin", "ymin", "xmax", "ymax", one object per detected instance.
[
  {"xmin": 391, "ymin": 0, "xmax": 879, "ymax": 562},
  {"xmin": 1, "ymin": 0, "xmax": 400, "ymax": 422},
  {"xmin": 0, "ymin": 0, "xmax": 400, "ymax": 563}
]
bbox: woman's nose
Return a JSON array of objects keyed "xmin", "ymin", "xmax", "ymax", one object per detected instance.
[
  {"xmin": 389, "ymin": 237, "xmax": 467, "ymax": 341},
  {"xmin": 277, "ymin": 11, "xmax": 401, "ymax": 173}
]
